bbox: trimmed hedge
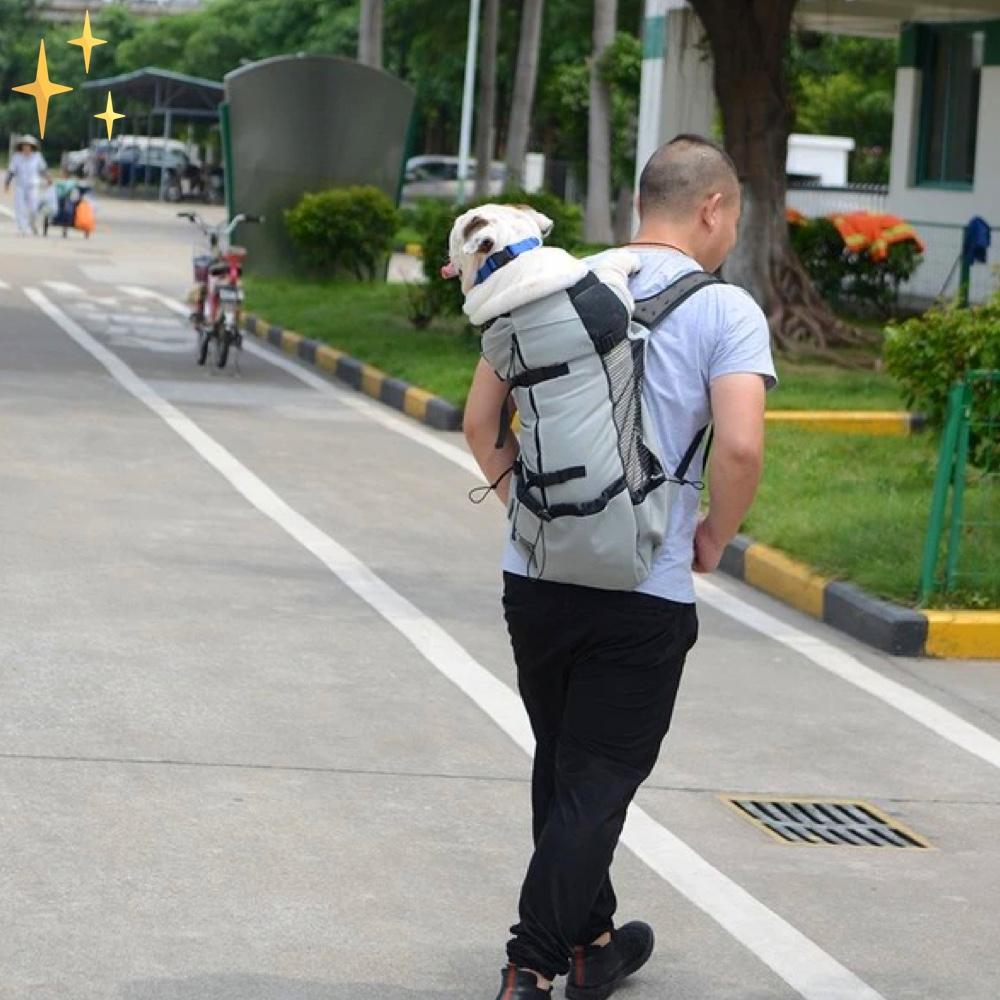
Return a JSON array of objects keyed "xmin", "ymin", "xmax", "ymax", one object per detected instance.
[
  {"xmin": 285, "ymin": 186, "xmax": 399, "ymax": 281},
  {"xmin": 789, "ymin": 214, "xmax": 922, "ymax": 315}
]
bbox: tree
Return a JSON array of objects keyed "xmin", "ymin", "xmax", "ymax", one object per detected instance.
[
  {"xmin": 504, "ymin": 0, "xmax": 545, "ymax": 191},
  {"xmin": 474, "ymin": 0, "xmax": 500, "ymax": 198},
  {"xmin": 687, "ymin": 0, "xmax": 863, "ymax": 351},
  {"xmin": 358, "ymin": 0, "xmax": 384, "ymax": 69},
  {"xmin": 585, "ymin": 0, "xmax": 616, "ymax": 243}
]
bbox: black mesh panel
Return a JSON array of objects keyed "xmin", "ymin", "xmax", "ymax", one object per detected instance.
[{"xmin": 602, "ymin": 337, "xmax": 665, "ymax": 501}]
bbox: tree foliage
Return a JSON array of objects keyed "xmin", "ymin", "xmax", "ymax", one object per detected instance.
[{"xmin": 789, "ymin": 32, "xmax": 896, "ymax": 183}]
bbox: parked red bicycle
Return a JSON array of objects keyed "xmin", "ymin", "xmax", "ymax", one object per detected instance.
[{"xmin": 178, "ymin": 211, "xmax": 263, "ymax": 369}]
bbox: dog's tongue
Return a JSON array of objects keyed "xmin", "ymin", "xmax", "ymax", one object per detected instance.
[{"xmin": 440, "ymin": 261, "xmax": 458, "ymax": 279}]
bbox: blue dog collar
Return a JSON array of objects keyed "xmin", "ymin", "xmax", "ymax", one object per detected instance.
[{"xmin": 474, "ymin": 237, "xmax": 542, "ymax": 286}]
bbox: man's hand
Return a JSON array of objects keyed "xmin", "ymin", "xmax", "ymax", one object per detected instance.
[{"xmin": 693, "ymin": 515, "xmax": 727, "ymax": 573}]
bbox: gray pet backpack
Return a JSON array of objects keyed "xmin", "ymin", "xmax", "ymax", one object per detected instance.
[{"xmin": 479, "ymin": 267, "xmax": 721, "ymax": 590}]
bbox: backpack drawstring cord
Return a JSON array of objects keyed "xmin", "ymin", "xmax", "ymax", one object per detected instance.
[{"xmin": 468, "ymin": 464, "xmax": 514, "ymax": 505}]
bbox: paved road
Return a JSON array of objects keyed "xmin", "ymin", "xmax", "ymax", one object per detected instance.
[{"xmin": 1, "ymin": 191, "xmax": 999, "ymax": 1000}]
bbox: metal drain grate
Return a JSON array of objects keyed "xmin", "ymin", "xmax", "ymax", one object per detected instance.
[{"xmin": 724, "ymin": 797, "xmax": 932, "ymax": 848}]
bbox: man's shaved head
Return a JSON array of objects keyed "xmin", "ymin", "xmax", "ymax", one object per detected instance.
[{"xmin": 638, "ymin": 134, "xmax": 739, "ymax": 220}]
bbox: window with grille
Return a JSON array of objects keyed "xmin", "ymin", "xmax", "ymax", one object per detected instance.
[{"xmin": 917, "ymin": 26, "xmax": 984, "ymax": 187}]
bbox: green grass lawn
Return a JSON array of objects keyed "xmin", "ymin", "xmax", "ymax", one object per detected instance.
[
  {"xmin": 742, "ymin": 426, "xmax": 998, "ymax": 609},
  {"xmin": 771, "ymin": 357, "xmax": 905, "ymax": 410},
  {"xmin": 245, "ymin": 277, "xmax": 907, "ymax": 411},
  {"xmin": 244, "ymin": 276, "xmax": 481, "ymax": 407}
]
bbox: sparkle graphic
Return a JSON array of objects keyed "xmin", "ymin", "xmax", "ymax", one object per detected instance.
[
  {"xmin": 68, "ymin": 11, "xmax": 107, "ymax": 74},
  {"xmin": 12, "ymin": 39, "xmax": 73, "ymax": 139},
  {"xmin": 94, "ymin": 91, "xmax": 125, "ymax": 139}
]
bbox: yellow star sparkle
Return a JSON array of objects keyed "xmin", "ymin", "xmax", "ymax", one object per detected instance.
[
  {"xmin": 94, "ymin": 91, "xmax": 125, "ymax": 139},
  {"xmin": 12, "ymin": 40, "xmax": 73, "ymax": 139},
  {"xmin": 68, "ymin": 11, "xmax": 107, "ymax": 74}
]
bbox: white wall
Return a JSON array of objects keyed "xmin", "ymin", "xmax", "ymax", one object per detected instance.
[
  {"xmin": 887, "ymin": 65, "xmax": 1000, "ymax": 302},
  {"xmin": 888, "ymin": 65, "xmax": 1000, "ymax": 224}
]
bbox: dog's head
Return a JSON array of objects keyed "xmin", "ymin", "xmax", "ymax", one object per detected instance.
[{"xmin": 441, "ymin": 203, "xmax": 554, "ymax": 294}]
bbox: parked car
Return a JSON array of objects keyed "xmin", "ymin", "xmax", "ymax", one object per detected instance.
[{"xmin": 401, "ymin": 155, "xmax": 505, "ymax": 206}]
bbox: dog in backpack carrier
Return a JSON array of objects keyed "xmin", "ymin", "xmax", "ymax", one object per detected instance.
[{"xmin": 443, "ymin": 202, "xmax": 705, "ymax": 591}]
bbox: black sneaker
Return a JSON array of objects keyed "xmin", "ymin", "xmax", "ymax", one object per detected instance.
[
  {"xmin": 494, "ymin": 964, "xmax": 552, "ymax": 999},
  {"xmin": 565, "ymin": 922, "xmax": 655, "ymax": 1000}
]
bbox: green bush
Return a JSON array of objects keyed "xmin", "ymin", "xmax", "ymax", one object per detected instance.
[
  {"xmin": 284, "ymin": 186, "xmax": 399, "ymax": 280},
  {"xmin": 789, "ymin": 215, "xmax": 923, "ymax": 315},
  {"xmin": 411, "ymin": 199, "xmax": 465, "ymax": 321},
  {"xmin": 789, "ymin": 217, "xmax": 845, "ymax": 303},
  {"xmin": 408, "ymin": 191, "xmax": 585, "ymax": 328},
  {"xmin": 884, "ymin": 292, "xmax": 1000, "ymax": 466}
]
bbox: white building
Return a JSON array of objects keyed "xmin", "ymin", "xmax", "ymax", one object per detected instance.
[{"xmin": 637, "ymin": 0, "xmax": 1000, "ymax": 304}]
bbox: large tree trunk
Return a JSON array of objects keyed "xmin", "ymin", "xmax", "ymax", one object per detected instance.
[
  {"xmin": 585, "ymin": 0, "xmax": 616, "ymax": 244},
  {"xmin": 687, "ymin": 0, "xmax": 863, "ymax": 352},
  {"xmin": 504, "ymin": 0, "xmax": 545, "ymax": 191},
  {"xmin": 358, "ymin": 0, "xmax": 383, "ymax": 69},
  {"xmin": 613, "ymin": 183, "xmax": 634, "ymax": 244},
  {"xmin": 475, "ymin": 0, "xmax": 500, "ymax": 199}
]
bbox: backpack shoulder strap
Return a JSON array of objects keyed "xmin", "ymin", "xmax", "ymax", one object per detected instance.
[
  {"xmin": 632, "ymin": 269, "xmax": 723, "ymax": 485},
  {"xmin": 632, "ymin": 269, "xmax": 722, "ymax": 329}
]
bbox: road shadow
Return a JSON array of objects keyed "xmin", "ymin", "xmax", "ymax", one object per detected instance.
[{"xmin": 120, "ymin": 974, "xmax": 466, "ymax": 1000}]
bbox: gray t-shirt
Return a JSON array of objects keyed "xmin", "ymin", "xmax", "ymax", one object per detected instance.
[{"xmin": 501, "ymin": 247, "xmax": 777, "ymax": 603}]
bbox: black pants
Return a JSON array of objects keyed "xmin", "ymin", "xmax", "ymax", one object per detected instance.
[{"xmin": 502, "ymin": 572, "xmax": 698, "ymax": 980}]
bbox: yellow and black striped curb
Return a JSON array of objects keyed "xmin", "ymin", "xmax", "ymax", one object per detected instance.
[
  {"xmin": 242, "ymin": 314, "xmax": 463, "ymax": 431},
  {"xmin": 765, "ymin": 411, "xmax": 925, "ymax": 436},
  {"xmin": 720, "ymin": 535, "xmax": 999, "ymax": 660}
]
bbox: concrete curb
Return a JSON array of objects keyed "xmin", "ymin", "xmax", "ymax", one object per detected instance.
[
  {"xmin": 765, "ymin": 410, "xmax": 925, "ymax": 435},
  {"xmin": 242, "ymin": 314, "xmax": 463, "ymax": 431},
  {"xmin": 719, "ymin": 534, "xmax": 998, "ymax": 659}
]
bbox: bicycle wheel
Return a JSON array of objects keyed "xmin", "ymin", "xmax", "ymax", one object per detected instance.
[
  {"xmin": 196, "ymin": 327, "xmax": 211, "ymax": 365},
  {"xmin": 215, "ymin": 329, "xmax": 231, "ymax": 369}
]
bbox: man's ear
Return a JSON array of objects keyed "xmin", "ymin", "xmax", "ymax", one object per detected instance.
[{"xmin": 703, "ymin": 192, "xmax": 723, "ymax": 228}]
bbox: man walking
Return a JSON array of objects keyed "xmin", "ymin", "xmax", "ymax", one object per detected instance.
[{"xmin": 463, "ymin": 135, "xmax": 777, "ymax": 999}]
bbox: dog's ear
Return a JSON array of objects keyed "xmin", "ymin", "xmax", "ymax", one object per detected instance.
[
  {"xmin": 461, "ymin": 216, "xmax": 496, "ymax": 255},
  {"xmin": 513, "ymin": 205, "xmax": 554, "ymax": 239}
]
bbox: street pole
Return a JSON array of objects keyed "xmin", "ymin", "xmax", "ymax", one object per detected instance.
[{"xmin": 456, "ymin": 0, "xmax": 481, "ymax": 206}]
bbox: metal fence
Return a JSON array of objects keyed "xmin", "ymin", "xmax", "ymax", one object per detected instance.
[
  {"xmin": 786, "ymin": 182, "xmax": 889, "ymax": 217},
  {"xmin": 919, "ymin": 371, "xmax": 1000, "ymax": 606},
  {"xmin": 897, "ymin": 220, "xmax": 999, "ymax": 306}
]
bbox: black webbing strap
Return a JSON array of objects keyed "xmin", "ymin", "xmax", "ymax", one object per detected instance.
[
  {"xmin": 515, "ymin": 458, "xmax": 586, "ymax": 490},
  {"xmin": 675, "ymin": 424, "xmax": 709, "ymax": 482},
  {"xmin": 633, "ymin": 269, "xmax": 723, "ymax": 486},
  {"xmin": 516, "ymin": 473, "xmax": 628, "ymax": 521},
  {"xmin": 632, "ymin": 269, "xmax": 722, "ymax": 329},
  {"xmin": 509, "ymin": 362, "xmax": 570, "ymax": 389},
  {"xmin": 494, "ymin": 363, "xmax": 570, "ymax": 449}
]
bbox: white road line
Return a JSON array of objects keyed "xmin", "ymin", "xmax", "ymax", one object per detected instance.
[
  {"xmin": 0, "ymin": 279, "xmax": 10, "ymax": 290},
  {"xmin": 27, "ymin": 285, "xmax": 885, "ymax": 1000},
  {"xmin": 119, "ymin": 287, "xmax": 1000, "ymax": 775},
  {"xmin": 695, "ymin": 577, "xmax": 1000, "ymax": 769},
  {"xmin": 42, "ymin": 280, "xmax": 85, "ymax": 296},
  {"xmin": 118, "ymin": 285, "xmax": 482, "ymax": 478},
  {"xmin": 0, "ymin": 205, "xmax": 13, "ymax": 219}
]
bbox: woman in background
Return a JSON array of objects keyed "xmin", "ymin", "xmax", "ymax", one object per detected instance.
[{"xmin": 4, "ymin": 135, "xmax": 51, "ymax": 236}]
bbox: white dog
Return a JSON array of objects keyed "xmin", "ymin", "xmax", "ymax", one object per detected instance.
[{"xmin": 441, "ymin": 203, "xmax": 638, "ymax": 325}]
